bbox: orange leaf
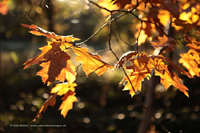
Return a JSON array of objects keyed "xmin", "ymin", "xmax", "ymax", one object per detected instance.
[
  {"xmin": 74, "ymin": 47, "xmax": 113, "ymax": 76},
  {"xmin": 151, "ymin": 35, "xmax": 176, "ymax": 49},
  {"xmin": 121, "ymin": 70, "xmax": 151, "ymax": 97},
  {"xmin": 58, "ymin": 90, "xmax": 77, "ymax": 118},
  {"xmin": 179, "ymin": 49, "xmax": 200, "ymax": 77},
  {"xmin": 37, "ymin": 51, "xmax": 76, "ymax": 85},
  {"xmin": 118, "ymin": 52, "xmax": 189, "ymax": 97},
  {"xmin": 21, "ymin": 24, "xmax": 80, "ymax": 50},
  {"xmin": 134, "ymin": 20, "xmax": 156, "ymax": 46},
  {"xmin": 111, "ymin": 0, "xmax": 131, "ymax": 9},
  {"xmin": 0, "ymin": 0, "xmax": 8, "ymax": 15},
  {"xmin": 158, "ymin": 69, "xmax": 189, "ymax": 97},
  {"xmin": 32, "ymin": 93, "xmax": 57, "ymax": 122},
  {"xmin": 187, "ymin": 43, "xmax": 200, "ymax": 52},
  {"xmin": 158, "ymin": 55, "xmax": 192, "ymax": 78}
]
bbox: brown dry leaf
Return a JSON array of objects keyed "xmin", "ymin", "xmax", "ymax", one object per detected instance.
[
  {"xmin": 37, "ymin": 51, "xmax": 76, "ymax": 85},
  {"xmin": 23, "ymin": 42, "xmax": 61, "ymax": 69},
  {"xmin": 74, "ymin": 47, "xmax": 114, "ymax": 76}
]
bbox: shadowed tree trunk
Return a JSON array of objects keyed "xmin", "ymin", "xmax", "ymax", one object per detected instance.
[
  {"xmin": 137, "ymin": 22, "xmax": 173, "ymax": 133},
  {"xmin": 137, "ymin": 70, "xmax": 159, "ymax": 133}
]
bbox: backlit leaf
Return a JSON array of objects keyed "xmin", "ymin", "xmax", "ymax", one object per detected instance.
[
  {"xmin": 111, "ymin": 0, "xmax": 131, "ymax": 9},
  {"xmin": 151, "ymin": 35, "xmax": 176, "ymax": 49},
  {"xmin": 179, "ymin": 49, "xmax": 200, "ymax": 77},
  {"xmin": 74, "ymin": 47, "xmax": 114, "ymax": 76},
  {"xmin": 117, "ymin": 51, "xmax": 189, "ymax": 97},
  {"xmin": 0, "ymin": 0, "xmax": 8, "ymax": 15},
  {"xmin": 37, "ymin": 51, "xmax": 76, "ymax": 85},
  {"xmin": 59, "ymin": 90, "xmax": 77, "ymax": 118},
  {"xmin": 23, "ymin": 42, "xmax": 60, "ymax": 69},
  {"xmin": 32, "ymin": 93, "xmax": 57, "ymax": 122}
]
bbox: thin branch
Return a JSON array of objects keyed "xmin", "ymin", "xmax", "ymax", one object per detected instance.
[
  {"xmin": 129, "ymin": 12, "xmax": 169, "ymax": 37},
  {"xmin": 107, "ymin": 11, "xmax": 169, "ymax": 133},
  {"xmin": 114, "ymin": 20, "xmax": 133, "ymax": 49},
  {"xmin": 80, "ymin": 1, "xmax": 170, "ymax": 132},
  {"xmin": 75, "ymin": 12, "xmax": 128, "ymax": 46},
  {"xmin": 9, "ymin": 0, "xmax": 41, "ymax": 22}
]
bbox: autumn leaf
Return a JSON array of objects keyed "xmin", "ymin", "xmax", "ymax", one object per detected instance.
[
  {"xmin": 151, "ymin": 35, "xmax": 176, "ymax": 49},
  {"xmin": 59, "ymin": 90, "xmax": 77, "ymax": 118},
  {"xmin": 179, "ymin": 49, "xmax": 200, "ymax": 77},
  {"xmin": 117, "ymin": 51, "xmax": 189, "ymax": 97},
  {"xmin": 37, "ymin": 51, "xmax": 76, "ymax": 85},
  {"xmin": 51, "ymin": 82, "xmax": 76, "ymax": 94},
  {"xmin": 74, "ymin": 47, "xmax": 114, "ymax": 76},
  {"xmin": 135, "ymin": 21, "xmax": 156, "ymax": 46},
  {"xmin": 150, "ymin": 57, "xmax": 189, "ymax": 97},
  {"xmin": 51, "ymin": 81, "xmax": 77, "ymax": 117},
  {"xmin": 21, "ymin": 24, "xmax": 80, "ymax": 50},
  {"xmin": 158, "ymin": 55, "xmax": 192, "ymax": 78},
  {"xmin": 158, "ymin": 68, "xmax": 189, "ymax": 97},
  {"xmin": 187, "ymin": 43, "xmax": 200, "ymax": 53},
  {"xmin": 115, "ymin": 51, "xmax": 137, "ymax": 68},
  {"xmin": 0, "ymin": 0, "xmax": 8, "ymax": 15},
  {"xmin": 157, "ymin": 9, "xmax": 171, "ymax": 27},
  {"xmin": 111, "ymin": 0, "xmax": 131, "ymax": 9},
  {"xmin": 172, "ymin": 19, "xmax": 193, "ymax": 32},
  {"xmin": 119, "ymin": 52, "xmax": 151, "ymax": 96},
  {"xmin": 23, "ymin": 42, "xmax": 61, "ymax": 69},
  {"xmin": 98, "ymin": 0, "xmax": 119, "ymax": 16},
  {"xmin": 32, "ymin": 93, "xmax": 57, "ymax": 122}
]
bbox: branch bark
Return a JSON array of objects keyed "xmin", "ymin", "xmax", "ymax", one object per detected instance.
[{"xmin": 137, "ymin": 70, "xmax": 159, "ymax": 133}]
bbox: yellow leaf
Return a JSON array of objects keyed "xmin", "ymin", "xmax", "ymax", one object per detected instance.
[{"xmin": 59, "ymin": 90, "xmax": 77, "ymax": 118}]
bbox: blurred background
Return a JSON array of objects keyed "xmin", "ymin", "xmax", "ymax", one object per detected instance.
[{"xmin": 1, "ymin": 0, "xmax": 200, "ymax": 133}]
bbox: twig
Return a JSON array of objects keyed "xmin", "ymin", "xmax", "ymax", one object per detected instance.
[
  {"xmin": 114, "ymin": 20, "xmax": 133, "ymax": 49},
  {"xmin": 84, "ymin": 1, "xmax": 170, "ymax": 132},
  {"xmin": 75, "ymin": 12, "xmax": 128, "ymax": 46}
]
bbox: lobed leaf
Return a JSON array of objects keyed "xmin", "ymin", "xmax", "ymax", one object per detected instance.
[
  {"xmin": 37, "ymin": 51, "xmax": 76, "ymax": 85},
  {"xmin": 74, "ymin": 47, "xmax": 114, "ymax": 76},
  {"xmin": 59, "ymin": 90, "xmax": 77, "ymax": 118},
  {"xmin": 118, "ymin": 51, "xmax": 189, "ymax": 97}
]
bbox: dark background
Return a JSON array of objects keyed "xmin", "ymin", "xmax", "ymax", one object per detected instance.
[{"xmin": 1, "ymin": 0, "xmax": 200, "ymax": 133}]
